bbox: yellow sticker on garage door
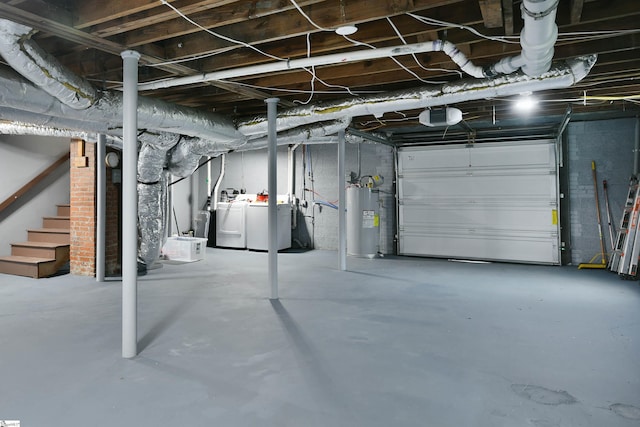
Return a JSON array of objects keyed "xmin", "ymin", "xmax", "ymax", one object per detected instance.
[{"xmin": 551, "ymin": 209, "xmax": 558, "ymax": 225}]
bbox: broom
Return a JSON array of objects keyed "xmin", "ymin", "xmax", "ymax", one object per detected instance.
[{"xmin": 578, "ymin": 161, "xmax": 607, "ymax": 269}]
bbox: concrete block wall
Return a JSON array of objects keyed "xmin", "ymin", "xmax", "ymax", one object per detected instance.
[
  {"xmin": 567, "ymin": 117, "xmax": 637, "ymax": 265},
  {"xmin": 195, "ymin": 141, "xmax": 395, "ymax": 254},
  {"xmin": 293, "ymin": 142, "xmax": 395, "ymax": 254}
]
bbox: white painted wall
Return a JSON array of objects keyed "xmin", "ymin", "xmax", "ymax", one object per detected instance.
[{"xmin": 0, "ymin": 135, "xmax": 70, "ymax": 256}]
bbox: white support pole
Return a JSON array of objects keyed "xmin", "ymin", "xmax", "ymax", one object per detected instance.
[
  {"xmin": 338, "ymin": 129, "xmax": 347, "ymax": 271},
  {"xmin": 266, "ymin": 98, "xmax": 279, "ymax": 300},
  {"xmin": 121, "ymin": 50, "xmax": 140, "ymax": 359},
  {"xmin": 96, "ymin": 133, "xmax": 106, "ymax": 282}
]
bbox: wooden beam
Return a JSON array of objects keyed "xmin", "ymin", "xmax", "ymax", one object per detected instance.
[
  {"xmin": 0, "ymin": 2, "xmax": 295, "ymax": 106},
  {"xmin": 501, "ymin": 0, "xmax": 514, "ymax": 36},
  {"xmin": 90, "ymin": 0, "xmax": 323, "ymax": 40},
  {"xmin": 478, "ymin": 0, "xmax": 503, "ymax": 28},
  {"xmin": 571, "ymin": 0, "xmax": 585, "ymax": 24}
]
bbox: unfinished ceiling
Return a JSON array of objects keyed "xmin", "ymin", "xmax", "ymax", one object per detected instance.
[{"xmin": 0, "ymin": 0, "xmax": 639, "ymax": 143}]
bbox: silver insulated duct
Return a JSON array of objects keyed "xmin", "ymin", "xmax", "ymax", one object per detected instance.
[{"xmin": 0, "ymin": 5, "xmax": 596, "ymax": 271}]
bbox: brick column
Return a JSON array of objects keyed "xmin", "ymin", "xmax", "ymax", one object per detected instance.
[
  {"xmin": 70, "ymin": 138, "xmax": 96, "ymax": 276},
  {"xmin": 69, "ymin": 140, "xmax": 123, "ymax": 277}
]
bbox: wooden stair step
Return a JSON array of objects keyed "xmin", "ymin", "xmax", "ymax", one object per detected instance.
[
  {"xmin": 27, "ymin": 228, "xmax": 70, "ymax": 244},
  {"xmin": 57, "ymin": 204, "xmax": 70, "ymax": 216},
  {"xmin": 43, "ymin": 216, "xmax": 70, "ymax": 229},
  {"xmin": 11, "ymin": 241, "xmax": 70, "ymax": 258},
  {"xmin": 0, "ymin": 255, "xmax": 58, "ymax": 279}
]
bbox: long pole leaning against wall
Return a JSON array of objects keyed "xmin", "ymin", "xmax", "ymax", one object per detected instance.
[
  {"xmin": 338, "ymin": 129, "xmax": 347, "ymax": 271},
  {"xmin": 121, "ymin": 50, "xmax": 140, "ymax": 358},
  {"xmin": 96, "ymin": 133, "xmax": 106, "ymax": 282},
  {"xmin": 266, "ymin": 98, "xmax": 279, "ymax": 300}
]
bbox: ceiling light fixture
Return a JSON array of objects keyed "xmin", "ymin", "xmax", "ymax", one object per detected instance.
[
  {"xmin": 514, "ymin": 93, "xmax": 538, "ymax": 112},
  {"xmin": 335, "ymin": 25, "xmax": 358, "ymax": 36}
]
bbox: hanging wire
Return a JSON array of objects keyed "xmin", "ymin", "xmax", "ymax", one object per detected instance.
[
  {"xmin": 294, "ymin": 33, "xmax": 317, "ymax": 105},
  {"xmin": 343, "ymin": 34, "xmax": 446, "ymax": 84},
  {"xmin": 407, "ymin": 12, "xmax": 520, "ymax": 44},
  {"xmin": 222, "ymin": 79, "xmax": 382, "ymax": 95},
  {"xmin": 386, "ymin": 16, "xmax": 462, "ymax": 78},
  {"xmin": 159, "ymin": 0, "xmax": 286, "ymax": 62},
  {"xmin": 288, "ymin": 0, "xmax": 332, "ymax": 31}
]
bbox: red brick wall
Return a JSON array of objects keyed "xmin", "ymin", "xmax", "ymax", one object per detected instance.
[
  {"xmin": 69, "ymin": 140, "xmax": 122, "ymax": 276},
  {"xmin": 70, "ymin": 139, "xmax": 96, "ymax": 276}
]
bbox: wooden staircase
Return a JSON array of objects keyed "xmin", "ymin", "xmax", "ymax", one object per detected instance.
[{"xmin": 0, "ymin": 204, "xmax": 70, "ymax": 278}]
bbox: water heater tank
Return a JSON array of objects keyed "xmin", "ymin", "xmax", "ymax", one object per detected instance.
[{"xmin": 347, "ymin": 186, "xmax": 380, "ymax": 258}]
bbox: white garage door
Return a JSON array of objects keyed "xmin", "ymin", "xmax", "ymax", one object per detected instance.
[{"xmin": 397, "ymin": 140, "xmax": 560, "ymax": 264}]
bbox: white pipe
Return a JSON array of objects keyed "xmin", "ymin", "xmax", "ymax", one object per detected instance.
[
  {"xmin": 121, "ymin": 50, "xmax": 140, "ymax": 359},
  {"xmin": 635, "ymin": 116, "xmax": 639, "ymax": 176},
  {"xmin": 519, "ymin": 0, "xmax": 559, "ymax": 77},
  {"xmin": 238, "ymin": 55, "xmax": 596, "ymax": 136},
  {"xmin": 212, "ymin": 154, "xmax": 225, "ymax": 211},
  {"xmin": 338, "ymin": 129, "xmax": 347, "ymax": 271},
  {"xmin": 96, "ymin": 133, "xmax": 106, "ymax": 282},
  {"xmin": 137, "ymin": 41, "xmax": 484, "ymax": 92},
  {"xmin": 266, "ymin": 98, "xmax": 279, "ymax": 300},
  {"xmin": 288, "ymin": 143, "xmax": 301, "ymax": 229}
]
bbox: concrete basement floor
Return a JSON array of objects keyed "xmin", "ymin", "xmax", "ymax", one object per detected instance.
[{"xmin": 0, "ymin": 249, "xmax": 639, "ymax": 427}]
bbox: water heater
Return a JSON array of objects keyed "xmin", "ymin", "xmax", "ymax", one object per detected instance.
[{"xmin": 347, "ymin": 186, "xmax": 380, "ymax": 258}]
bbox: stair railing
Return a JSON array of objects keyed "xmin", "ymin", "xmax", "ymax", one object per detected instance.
[{"xmin": 0, "ymin": 152, "xmax": 70, "ymax": 216}]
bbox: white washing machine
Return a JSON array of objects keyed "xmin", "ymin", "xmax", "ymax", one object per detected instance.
[
  {"xmin": 246, "ymin": 203, "xmax": 291, "ymax": 251},
  {"xmin": 215, "ymin": 201, "xmax": 248, "ymax": 248}
]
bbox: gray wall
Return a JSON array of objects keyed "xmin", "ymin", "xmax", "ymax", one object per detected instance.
[
  {"xmin": 567, "ymin": 117, "xmax": 638, "ymax": 265},
  {"xmin": 0, "ymin": 135, "xmax": 70, "ymax": 256},
  {"xmin": 195, "ymin": 142, "xmax": 395, "ymax": 254},
  {"xmin": 292, "ymin": 143, "xmax": 395, "ymax": 254}
]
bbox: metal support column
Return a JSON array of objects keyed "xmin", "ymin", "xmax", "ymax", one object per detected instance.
[
  {"xmin": 266, "ymin": 98, "xmax": 279, "ymax": 300},
  {"xmin": 121, "ymin": 50, "xmax": 140, "ymax": 358},
  {"xmin": 338, "ymin": 129, "xmax": 347, "ymax": 271},
  {"xmin": 96, "ymin": 134, "xmax": 106, "ymax": 282}
]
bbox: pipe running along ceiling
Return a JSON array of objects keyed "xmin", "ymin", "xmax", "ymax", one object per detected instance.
[{"xmin": 0, "ymin": 0, "xmax": 596, "ymax": 266}]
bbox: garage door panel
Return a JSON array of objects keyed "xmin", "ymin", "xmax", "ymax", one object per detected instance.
[
  {"xmin": 397, "ymin": 141, "xmax": 560, "ymax": 264},
  {"xmin": 399, "ymin": 233, "xmax": 559, "ymax": 264},
  {"xmin": 400, "ymin": 204, "xmax": 557, "ymax": 231},
  {"xmin": 469, "ymin": 143, "xmax": 555, "ymax": 168},
  {"xmin": 400, "ymin": 174, "xmax": 557, "ymax": 200}
]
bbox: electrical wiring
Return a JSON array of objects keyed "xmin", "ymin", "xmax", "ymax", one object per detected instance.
[
  {"xmin": 288, "ymin": 0, "xmax": 332, "ymax": 32},
  {"xmin": 409, "ymin": 11, "xmax": 638, "ymax": 45},
  {"xmin": 313, "ymin": 200, "xmax": 338, "ymax": 209},
  {"xmin": 159, "ymin": 0, "xmax": 285, "ymax": 62},
  {"xmin": 343, "ymin": 33, "xmax": 448, "ymax": 84},
  {"xmin": 148, "ymin": 47, "xmax": 237, "ymax": 67},
  {"xmin": 222, "ymin": 79, "xmax": 383, "ymax": 95},
  {"xmin": 162, "ymin": 0, "xmax": 360, "ymax": 101},
  {"xmin": 386, "ymin": 17, "xmax": 462, "ymax": 78},
  {"xmin": 407, "ymin": 12, "xmax": 520, "ymax": 44},
  {"xmin": 295, "ymin": 33, "xmax": 320, "ymax": 105},
  {"xmin": 305, "ymin": 188, "xmax": 338, "ymax": 205},
  {"xmin": 168, "ymin": 156, "xmax": 215, "ymax": 187}
]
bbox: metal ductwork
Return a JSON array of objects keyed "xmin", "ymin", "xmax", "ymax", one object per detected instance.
[
  {"xmin": 238, "ymin": 55, "xmax": 596, "ymax": 136},
  {"xmin": 0, "ymin": 2, "xmax": 594, "ymax": 269}
]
